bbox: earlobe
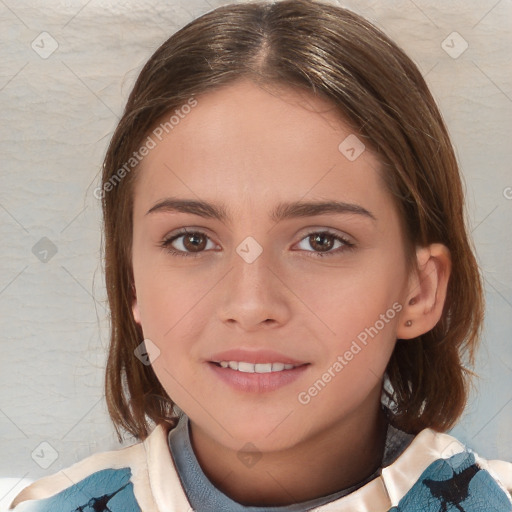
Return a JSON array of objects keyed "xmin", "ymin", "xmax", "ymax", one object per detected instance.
[
  {"xmin": 133, "ymin": 301, "xmax": 141, "ymax": 324},
  {"xmin": 396, "ymin": 243, "xmax": 451, "ymax": 340},
  {"xmin": 132, "ymin": 284, "xmax": 141, "ymax": 325}
]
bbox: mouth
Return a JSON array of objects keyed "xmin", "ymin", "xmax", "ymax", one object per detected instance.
[
  {"xmin": 207, "ymin": 360, "xmax": 311, "ymax": 392},
  {"xmin": 210, "ymin": 361, "xmax": 308, "ymax": 373}
]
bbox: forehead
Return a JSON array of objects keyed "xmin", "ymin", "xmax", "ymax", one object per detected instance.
[{"xmin": 133, "ymin": 78, "xmax": 389, "ymax": 219}]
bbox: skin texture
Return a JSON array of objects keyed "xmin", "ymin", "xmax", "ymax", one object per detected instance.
[{"xmin": 131, "ymin": 78, "xmax": 451, "ymax": 506}]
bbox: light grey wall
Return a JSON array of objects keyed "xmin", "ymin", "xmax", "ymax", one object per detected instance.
[{"xmin": 0, "ymin": 0, "xmax": 511, "ymax": 497}]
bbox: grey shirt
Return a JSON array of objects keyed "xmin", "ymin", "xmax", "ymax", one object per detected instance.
[{"xmin": 168, "ymin": 411, "xmax": 415, "ymax": 512}]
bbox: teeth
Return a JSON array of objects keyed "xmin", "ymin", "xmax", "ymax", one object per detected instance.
[
  {"xmin": 216, "ymin": 361, "xmax": 299, "ymax": 373},
  {"xmin": 238, "ymin": 362, "xmax": 254, "ymax": 373}
]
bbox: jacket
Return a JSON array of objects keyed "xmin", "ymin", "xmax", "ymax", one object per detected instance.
[{"xmin": 8, "ymin": 423, "xmax": 512, "ymax": 511}]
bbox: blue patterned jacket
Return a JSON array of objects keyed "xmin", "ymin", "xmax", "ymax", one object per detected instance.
[{"xmin": 8, "ymin": 423, "xmax": 512, "ymax": 511}]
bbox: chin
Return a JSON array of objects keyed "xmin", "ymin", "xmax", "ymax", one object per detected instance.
[{"xmin": 213, "ymin": 414, "xmax": 306, "ymax": 452}]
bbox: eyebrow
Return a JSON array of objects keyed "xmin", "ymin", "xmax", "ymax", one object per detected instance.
[{"xmin": 146, "ymin": 198, "xmax": 376, "ymax": 223}]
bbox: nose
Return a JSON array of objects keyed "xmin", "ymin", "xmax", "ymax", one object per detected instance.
[{"xmin": 218, "ymin": 242, "xmax": 292, "ymax": 331}]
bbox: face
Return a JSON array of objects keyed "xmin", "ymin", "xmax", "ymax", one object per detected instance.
[{"xmin": 131, "ymin": 78, "xmax": 411, "ymax": 452}]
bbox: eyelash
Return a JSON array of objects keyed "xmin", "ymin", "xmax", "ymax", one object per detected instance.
[{"xmin": 160, "ymin": 229, "xmax": 355, "ymax": 258}]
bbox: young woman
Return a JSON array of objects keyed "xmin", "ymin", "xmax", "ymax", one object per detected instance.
[{"xmin": 10, "ymin": 1, "xmax": 512, "ymax": 510}]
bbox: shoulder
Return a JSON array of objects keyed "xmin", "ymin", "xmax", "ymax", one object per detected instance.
[
  {"xmin": 8, "ymin": 424, "xmax": 171, "ymax": 511},
  {"xmin": 318, "ymin": 427, "xmax": 512, "ymax": 512},
  {"xmin": 386, "ymin": 427, "xmax": 512, "ymax": 511}
]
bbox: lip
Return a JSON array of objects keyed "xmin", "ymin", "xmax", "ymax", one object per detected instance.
[
  {"xmin": 208, "ymin": 348, "xmax": 307, "ymax": 365},
  {"xmin": 207, "ymin": 361, "xmax": 310, "ymax": 393}
]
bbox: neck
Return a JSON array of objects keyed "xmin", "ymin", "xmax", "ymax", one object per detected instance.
[{"xmin": 187, "ymin": 393, "xmax": 389, "ymax": 507}]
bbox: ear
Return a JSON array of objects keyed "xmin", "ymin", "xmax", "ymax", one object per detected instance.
[
  {"xmin": 396, "ymin": 243, "xmax": 451, "ymax": 340},
  {"xmin": 132, "ymin": 283, "xmax": 141, "ymax": 325}
]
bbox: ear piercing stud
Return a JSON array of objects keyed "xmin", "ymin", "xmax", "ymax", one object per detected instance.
[{"xmin": 405, "ymin": 320, "xmax": 413, "ymax": 327}]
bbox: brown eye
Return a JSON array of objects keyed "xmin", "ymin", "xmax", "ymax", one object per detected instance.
[
  {"xmin": 182, "ymin": 232, "xmax": 207, "ymax": 252},
  {"xmin": 295, "ymin": 230, "xmax": 355, "ymax": 257},
  {"xmin": 161, "ymin": 230, "xmax": 215, "ymax": 257},
  {"xmin": 308, "ymin": 233, "xmax": 336, "ymax": 252}
]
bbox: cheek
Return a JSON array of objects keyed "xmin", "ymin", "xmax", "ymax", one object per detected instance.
[
  {"xmin": 133, "ymin": 255, "xmax": 201, "ymax": 323},
  {"xmin": 291, "ymin": 261, "xmax": 402, "ymax": 392},
  {"xmin": 293, "ymin": 260, "xmax": 403, "ymax": 334},
  {"xmin": 138, "ymin": 284, "xmax": 201, "ymax": 343},
  {"xmin": 133, "ymin": 265, "xmax": 213, "ymax": 360}
]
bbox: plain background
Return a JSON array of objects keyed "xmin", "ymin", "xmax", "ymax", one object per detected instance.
[{"xmin": 0, "ymin": 0, "xmax": 511, "ymax": 500}]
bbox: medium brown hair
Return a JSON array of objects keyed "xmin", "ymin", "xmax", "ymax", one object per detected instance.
[{"xmin": 101, "ymin": 0, "xmax": 484, "ymax": 441}]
